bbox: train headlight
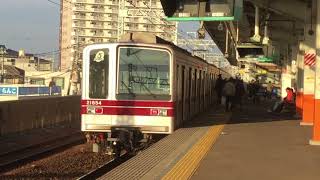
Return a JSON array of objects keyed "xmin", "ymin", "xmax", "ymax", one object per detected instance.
[
  {"xmin": 150, "ymin": 109, "xmax": 168, "ymax": 116},
  {"xmin": 87, "ymin": 106, "xmax": 103, "ymax": 114},
  {"xmin": 87, "ymin": 106, "xmax": 95, "ymax": 114}
]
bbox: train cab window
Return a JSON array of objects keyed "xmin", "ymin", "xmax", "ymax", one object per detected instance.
[
  {"xmin": 117, "ymin": 47, "xmax": 171, "ymax": 100},
  {"xmin": 89, "ymin": 48, "xmax": 109, "ymax": 99}
]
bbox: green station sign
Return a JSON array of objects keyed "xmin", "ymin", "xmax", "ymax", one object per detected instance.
[
  {"xmin": 165, "ymin": 0, "xmax": 243, "ymax": 22},
  {"xmin": 257, "ymin": 57, "xmax": 273, "ymax": 62}
]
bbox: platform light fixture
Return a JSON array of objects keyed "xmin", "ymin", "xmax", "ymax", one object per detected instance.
[
  {"xmin": 218, "ymin": 22, "xmax": 224, "ymax": 31},
  {"xmin": 177, "ymin": 0, "xmax": 184, "ymax": 11}
]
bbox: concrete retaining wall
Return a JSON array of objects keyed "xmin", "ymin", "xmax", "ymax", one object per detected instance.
[{"xmin": 0, "ymin": 96, "xmax": 81, "ymax": 136}]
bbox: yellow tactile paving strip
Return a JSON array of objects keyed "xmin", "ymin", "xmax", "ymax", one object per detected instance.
[{"xmin": 162, "ymin": 124, "xmax": 225, "ymax": 180}]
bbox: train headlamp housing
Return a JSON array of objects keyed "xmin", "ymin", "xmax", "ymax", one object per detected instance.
[
  {"xmin": 87, "ymin": 106, "xmax": 103, "ymax": 114},
  {"xmin": 150, "ymin": 109, "xmax": 168, "ymax": 116}
]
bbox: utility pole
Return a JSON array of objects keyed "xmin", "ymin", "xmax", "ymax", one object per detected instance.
[
  {"xmin": 117, "ymin": 0, "xmax": 125, "ymax": 41},
  {"xmin": 52, "ymin": 51, "xmax": 55, "ymax": 72},
  {"xmin": 0, "ymin": 46, "xmax": 7, "ymax": 83},
  {"xmin": 67, "ymin": 28, "xmax": 80, "ymax": 95}
]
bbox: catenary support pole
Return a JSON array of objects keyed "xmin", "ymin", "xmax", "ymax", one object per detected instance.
[
  {"xmin": 310, "ymin": 0, "xmax": 320, "ymax": 145},
  {"xmin": 301, "ymin": 4, "xmax": 316, "ymax": 126},
  {"xmin": 295, "ymin": 42, "xmax": 304, "ymax": 116}
]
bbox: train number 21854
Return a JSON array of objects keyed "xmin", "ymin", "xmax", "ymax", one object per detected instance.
[{"xmin": 87, "ymin": 100, "xmax": 102, "ymax": 106}]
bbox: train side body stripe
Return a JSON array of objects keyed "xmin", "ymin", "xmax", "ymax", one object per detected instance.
[{"xmin": 81, "ymin": 100, "xmax": 174, "ymax": 107}]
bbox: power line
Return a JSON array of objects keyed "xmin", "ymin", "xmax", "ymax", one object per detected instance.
[
  {"xmin": 124, "ymin": 0, "xmax": 196, "ymax": 50},
  {"xmin": 136, "ymin": 1, "xmax": 217, "ymax": 53},
  {"xmin": 47, "ymin": 0, "xmax": 60, "ymax": 6}
]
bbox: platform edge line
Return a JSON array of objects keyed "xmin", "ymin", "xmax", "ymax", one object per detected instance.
[{"xmin": 162, "ymin": 123, "xmax": 225, "ymax": 180}]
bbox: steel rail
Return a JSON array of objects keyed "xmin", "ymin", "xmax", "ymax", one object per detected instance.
[{"xmin": 0, "ymin": 133, "xmax": 85, "ymax": 173}]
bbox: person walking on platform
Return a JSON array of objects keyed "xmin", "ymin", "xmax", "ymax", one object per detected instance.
[
  {"xmin": 223, "ymin": 78, "xmax": 236, "ymax": 112},
  {"xmin": 248, "ymin": 79, "xmax": 255, "ymax": 99},
  {"xmin": 215, "ymin": 74, "xmax": 223, "ymax": 104},
  {"xmin": 266, "ymin": 81, "xmax": 273, "ymax": 99},
  {"xmin": 235, "ymin": 78, "xmax": 245, "ymax": 110},
  {"xmin": 252, "ymin": 80, "xmax": 260, "ymax": 104}
]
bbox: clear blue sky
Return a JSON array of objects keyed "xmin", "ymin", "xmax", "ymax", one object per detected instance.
[
  {"xmin": 0, "ymin": 0, "xmax": 60, "ymax": 54},
  {"xmin": 0, "ymin": 1, "xmax": 223, "ymax": 58}
]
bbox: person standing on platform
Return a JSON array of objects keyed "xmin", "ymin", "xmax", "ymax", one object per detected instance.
[
  {"xmin": 266, "ymin": 81, "xmax": 273, "ymax": 99},
  {"xmin": 49, "ymin": 80, "xmax": 56, "ymax": 96},
  {"xmin": 252, "ymin": 80, "xmax": 260, "ymax": 104},
  {"xmin": 223, "ymin": 78, "xmax": 236, "ymax": 112},
  {"xmin": 248, "ymin": 79, "xmax": 255, "ymax": 100},
  {"xmin": 235, "ymin": 78, "xmax": 245, "ymax": 110}
]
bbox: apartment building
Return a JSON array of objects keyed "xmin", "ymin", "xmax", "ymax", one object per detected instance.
[{"xmin": 59, "ymin": 0, "xmax": 177, "ymax": 71}]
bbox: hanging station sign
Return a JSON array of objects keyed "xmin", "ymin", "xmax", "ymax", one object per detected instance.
[{"xmin": 162, "ymin": 0, "xmax": 243, "ymax": 21}]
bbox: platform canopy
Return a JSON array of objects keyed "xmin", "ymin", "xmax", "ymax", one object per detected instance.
[{"xmin": 161, "ymin": 0, "xmax": 310, "ymax": 67}]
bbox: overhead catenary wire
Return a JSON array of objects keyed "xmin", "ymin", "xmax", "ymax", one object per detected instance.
[
  {"xmin": 47, "ymin": 0, "xmax": 218, "ymax": 55},
  {"xmin": 46, "ymin": 0, "xmax": 73, "ymax": 10},
  {"xmin": 124, "ymin": 0, "xmax": 195, "ymax": 51},
  {"xmin": 136, "ymin": 0, "xmax": 217, "ymax": 53},
  {"xmin": 141, "ymin": 1, "xmax": 222, "ymax": 59}
]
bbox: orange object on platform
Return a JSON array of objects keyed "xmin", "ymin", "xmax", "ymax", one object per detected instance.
[
  {"xmin": 296, "ymin": 91, "xmax": 303, "ymax": 115},
  {"xmin": 312, "ymin": 99, "xmax": 320, "ymax": 141},
  {"xmin": 302, "ymin": 94, "xmax": 315, "ymax": 125}
]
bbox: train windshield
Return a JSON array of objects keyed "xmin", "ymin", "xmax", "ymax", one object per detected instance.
[
  {"xmin": 89, "ymin": 48, "xmax": 109, "ymax": 99},
  {"xmin": 117, "ymin": 47, "xmax": 171, "ymax": 100}
]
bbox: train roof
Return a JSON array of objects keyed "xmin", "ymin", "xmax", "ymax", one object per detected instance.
[{"xmin": 119, "ymin": 33, "xmax": 218, "ymax": 68}]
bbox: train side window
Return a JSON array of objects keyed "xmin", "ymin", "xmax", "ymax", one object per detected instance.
[{"xmin": 89, "ymin": 48, "xmax": 109, "ymax": 99}]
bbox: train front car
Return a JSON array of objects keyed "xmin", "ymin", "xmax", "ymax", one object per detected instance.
[{"xmin": 81, "ymin": 43, "xmax": 174, "ymax": 155}]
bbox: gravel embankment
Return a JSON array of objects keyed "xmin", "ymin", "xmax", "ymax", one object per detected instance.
[{"xmin": 0, "ymin": 144, "xmax": 111, "ymax": 180}]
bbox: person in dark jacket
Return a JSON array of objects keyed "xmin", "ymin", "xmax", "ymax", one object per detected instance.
[
  {"xmin": 222, "ymin": 78, "xmax": 236, "ymax": 111},
  {"xmin": 234, "ymin": 78, "xmax": 245, "ymax": 110}
]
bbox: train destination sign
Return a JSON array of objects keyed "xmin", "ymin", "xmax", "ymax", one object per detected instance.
[{"xmin": 0, "ymin": 87, "xmax": 18, "ymax": 96}]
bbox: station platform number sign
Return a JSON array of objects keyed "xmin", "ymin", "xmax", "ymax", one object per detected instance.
[{"xmin": 0, "ymin": 87, "xmax": 18, "ymax": 96}]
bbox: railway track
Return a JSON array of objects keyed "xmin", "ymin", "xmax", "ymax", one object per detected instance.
[
  {"xmin": 77, "ymin": 134, "xmax": 164, "ymax": 179},
  {"xmin": 0, "ymin": 132, "xmax": 85, "ymax": 173},
  {"xmin": 78, "ymin": 153, "xmax": 133, "ymax": 180}
]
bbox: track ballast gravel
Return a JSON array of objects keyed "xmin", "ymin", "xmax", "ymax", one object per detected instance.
[{"xmin": 0, "ymin": 143, "xmax": 111, "ymax": 180}]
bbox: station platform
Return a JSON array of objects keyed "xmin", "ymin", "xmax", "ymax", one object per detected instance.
[{"xmin": 100, "ymin": 100, "xmax": 320, "ymax": 180}]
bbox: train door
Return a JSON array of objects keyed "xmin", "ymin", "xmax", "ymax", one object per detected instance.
[
  {"xmin": 181, "ymin": 66, "xmax": 185, "ymax": 122},
  {"xmin": 204, "ymin": 72, "xmax": 207, "ymax": 109},
  {"xmin": 198, "ymin": 70, "xmax": 202, "ymax": 114},
  {"xmin": 201, "ymin": 71, "xmax": 205, "ymax": 111},
  {"xmin": 208, "ymin": 73, "xmax": 210, "ymax": 106},
  {"xmin": 206, "ymin": 73, "xmax": 212, "ymax": 107},
  {"xmin": 186, "ymin": 67, "xmax": 191, "ymax": 121},
  {"xmin": 176, "ymin": 65, "xmax": 181, "ymax": 128},
  {"xmin": 192, "ymin": 68, "xmax": 196, "ymax": 118},
  {"xmin": 212, "ymin": 74, "xmax": 216, "ymax": 105},
  {"xmin": 195, "ymin": 69, "xmax": 199, "ymax": 115},
  {"xmin": 210, "ymin": 73, "xmax": 213, "ymax": 105}
]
